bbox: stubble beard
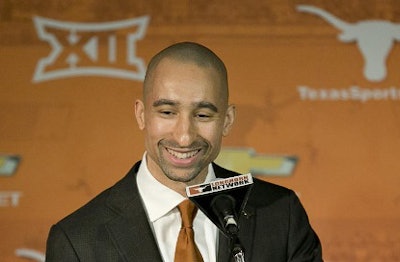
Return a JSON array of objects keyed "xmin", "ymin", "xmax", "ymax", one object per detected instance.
[{"xmin": 157, "ymin": 139, "xmax": 212, "ymax": 184}]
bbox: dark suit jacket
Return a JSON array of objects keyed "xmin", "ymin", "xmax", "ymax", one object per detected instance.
[{"xmin": 45, "ymin": 161, "xmax": 322, "ymax": 261}]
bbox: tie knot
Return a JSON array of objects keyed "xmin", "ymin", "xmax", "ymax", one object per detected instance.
[{"xmin": 177, "ymin": 199, "xmax": 198, "ymax": 228}]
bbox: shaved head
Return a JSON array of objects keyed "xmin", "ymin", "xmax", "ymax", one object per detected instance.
[{"xmin": 143, "ymin": 42, "xmax": 228, "ymax": 101}]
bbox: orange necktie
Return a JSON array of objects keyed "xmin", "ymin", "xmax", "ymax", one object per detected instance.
[{"xmin": 174, "ymin": 199, "xmax": 204, "ymax": 262}]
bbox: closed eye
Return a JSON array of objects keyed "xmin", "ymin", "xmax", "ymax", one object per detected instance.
[
  {"xmin": 159, "ymin": 109, "xmax": 176, "ymax": 117},
  {"xmin": 196, "ymin": 113, "xmax": 211, "ymax": 118},
  {"xmin": 194, "ymin": 101, "xmax": 218, "ymax": 121},
  {"xmin": 195, "ymin": 111, "xmax": 216, "ymax": 121}
]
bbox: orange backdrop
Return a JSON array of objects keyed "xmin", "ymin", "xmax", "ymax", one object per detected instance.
[{"xmin": 1, "ymin": 1, "xmax": 399, "ymax": 261}]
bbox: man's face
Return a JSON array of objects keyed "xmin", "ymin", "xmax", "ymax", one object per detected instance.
[{"xmin": 135, "ymin": 58, "xmax": 235, "ymax": 188}]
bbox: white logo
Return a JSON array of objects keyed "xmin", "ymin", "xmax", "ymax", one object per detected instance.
[
  {"xmin": 0, "ymin": 191, "xmax": 22, "ymax": 207},
  {"xmin": 33, "ymin": 16, "xmax": 149, "ymax": 82},
  {"xmin": 15, "ymin": 248, "xmax": 45, "ymax": 262},
  {"xmin": 298, "ymin": 5, "xmax": 400, "ymax": 82}
]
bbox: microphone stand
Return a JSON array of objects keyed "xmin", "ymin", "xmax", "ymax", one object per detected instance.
[
  {"xmin": 230, "ymin": 235, "xmax": 245, "ymax": 262},
  {"xmin": 210, "ymin": 194, "xmax": 246, "ymax": 261},
  {"xmin": 226, "ymin": 223, "xmax": 245, "ymax": 261}
]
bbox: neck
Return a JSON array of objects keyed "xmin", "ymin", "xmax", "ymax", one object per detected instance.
[{"xmin": 159, "ymin": 172, "xmax": 208, "ymax": 197}]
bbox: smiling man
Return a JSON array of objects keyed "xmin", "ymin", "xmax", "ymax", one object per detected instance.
[
  {"xmin": 135, "ymin": 45, "xmax": 235, "ymax": 196},
  {"xmin": 45, "ymin": 42, "xmax": 323, "ymax": 262}
]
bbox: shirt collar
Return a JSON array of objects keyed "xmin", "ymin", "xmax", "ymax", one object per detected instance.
[{"xmin": 137, "ymin": 152, "xmax": 216, "ymax": 223}]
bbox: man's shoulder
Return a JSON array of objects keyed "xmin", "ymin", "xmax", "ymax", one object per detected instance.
[
  {"xmin": 213, "ymin": 162, "xmax": 293, "ymax": 194},
  {"xmin": 55, "ymin": 162, "xmax": 141, "ymax": 232},
  {"xmin": 213, "ymin": 163, "xmax": 296, "ymax": 205},
  {"xmin": 58, "ymin": 186, "xmax": 113, "ymax": 228}
]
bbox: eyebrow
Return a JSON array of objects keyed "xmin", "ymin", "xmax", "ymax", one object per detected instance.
[
  {"xmin": 152, "ymin": 99, "xmax": 219, "ymax": 113},
  {"xmin": 153, "ymin": 99, "xmax": 176, "ymax": 107},
  {"xmin": 195, "ymin": 101, "xmax": 218, "ymax": 113}
]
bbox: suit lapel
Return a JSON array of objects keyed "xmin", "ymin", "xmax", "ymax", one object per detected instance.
[
  {"xmin": 217, "ymin": 232, "xmax": 231, "ymax": 262},
  {"xmin": 214, "ymin": 163, "xmax": 257, "ymax": 262},
  {"xmin": 104, "ymin": 162, "xmax": 163, "ymax": 262},
  {"xmin": 236, "ymin": 204, "xmax": 256, "ymax": 262},
  {"xmin": 217, "ymin": 205, "xmax": 256, "ymax": 262}
]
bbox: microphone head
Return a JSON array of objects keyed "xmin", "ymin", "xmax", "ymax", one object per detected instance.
[
  {"xmin": 186, "ymin": 173, "xmax": 253, "ymax": 236},
  {"xmin": 210, "ymin": 194, "xmax": 239, "ymax": 235},
  {"xmin": 210, "ymin": 194, "xmax": 236, "ymax": 217}
]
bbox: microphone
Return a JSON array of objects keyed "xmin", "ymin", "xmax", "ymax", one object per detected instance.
[
  {"xmin": 211, "ymin": 194, "xmax": 238, "ymax": 235},
  {"xmin": 186, "ymin": 173, "xmax": 253, "ymax": 237}
]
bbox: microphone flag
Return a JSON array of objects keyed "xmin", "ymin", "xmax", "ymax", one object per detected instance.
[{"xmin": 186, "ymin": 173, "xmax": 253, "ymax": 236}]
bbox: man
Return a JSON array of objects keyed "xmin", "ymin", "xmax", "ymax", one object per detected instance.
[{"xmin": 45, "ymin": 42, "xmax": 323, "ymax": 261}]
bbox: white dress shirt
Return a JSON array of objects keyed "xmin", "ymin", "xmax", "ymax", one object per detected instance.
[{"xmin": 137, "ymin": 153, "xmax": 218, "ymax": 262}]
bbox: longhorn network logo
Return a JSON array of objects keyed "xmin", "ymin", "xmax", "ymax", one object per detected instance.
[
  {"xmin": 297, "ymin": 5, "xmax": 400, "ymax": 82},
  {"xmin": 32, "ymin": 16, "xmax": 149, "ymax": 82}
]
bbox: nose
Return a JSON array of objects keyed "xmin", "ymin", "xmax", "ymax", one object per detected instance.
[{"xmin": 173, "ymin": 114, "xmax": 196, "ymax": 147}]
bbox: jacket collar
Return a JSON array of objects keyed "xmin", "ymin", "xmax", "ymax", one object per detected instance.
[
  {"xmin": 105, "ymin": 162, "xmax": 163, "ymax": 261},
  {"xmin": 104, "ymin": 161, "xmax": 256, "ymax": 262}
]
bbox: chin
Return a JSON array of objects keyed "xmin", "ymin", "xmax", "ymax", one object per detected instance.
[{"xmin": 165, "ymin": 169, "xmax": 201, "ymax": 183}]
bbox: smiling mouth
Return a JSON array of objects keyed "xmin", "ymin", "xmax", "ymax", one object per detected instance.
[{"xmin": 166, "ymin": 148, "xmax": 200, "ymax": 159}]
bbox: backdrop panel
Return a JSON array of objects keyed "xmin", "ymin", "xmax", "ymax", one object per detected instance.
[{"xmin": 1, "ymin": 1, "xmax": 399, "ymax": 261}]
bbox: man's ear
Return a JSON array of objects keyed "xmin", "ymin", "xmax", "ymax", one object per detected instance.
[
  {"xmin": 135, "ymin": 99, "xmax": 145, "ymax": 130},
  {"xmin": 222, "ymin": 104, "xmax": 236, "ymax": 136}
]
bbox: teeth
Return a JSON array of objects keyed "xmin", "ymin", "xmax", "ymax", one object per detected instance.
[{"xmin": 167, "ymin": 149, "xmax": 198, "ymax": 159}]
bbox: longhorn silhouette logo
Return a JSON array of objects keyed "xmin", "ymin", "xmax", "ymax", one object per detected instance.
[{"xmin": 297, "ymin": 5, "xmax": 400, "ymax": 82}]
